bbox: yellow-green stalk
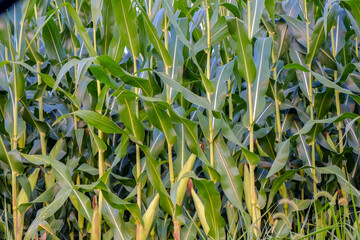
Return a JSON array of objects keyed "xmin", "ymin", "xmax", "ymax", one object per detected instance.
[
  {"xmin": 92, "ymin": 16, "xmax": 104, "ymax": 239},
  {"xmin": 205, "ymin": 0, "xmax": 215, "ymax": 168},
  {"xmin": 134, "ymin": 57, "xmax": 142, "ymax": 239},
  {"xmin": 304, "ymin": 0, "xmax": 317, "ymax": 194},
  {"xmin": 163, "ymin": 12, "xmax": 179, "ymax": 239},
  {"xmin": 247, "ymin": 0, "xmax": 260, "ymax": 234},
  {"xmin": 355, "ymin": 37, "xmax": 359, "ymax": 59},
  {"xmin": 73, "ymin": 0, "xmax": 84, "ymax": 238},
  {"xmin": 11, "ymin": 4, "xmax": 29, "ymax": 237},
  {"xmin": 4, "ymin": 42, "xmax": 19, "ymax": 239},
  {"xmin": 163, "ymin": 14, "xmax": 174, "ymax": 185},
  {"xmin": 34, "ymin": 6, "xmax": 54, "ymax": 192},
  {"xmin": 329, "ymin": 9, "xmax": 350, "ymax": 224},
  {"xmin": 270, "ymin": 25, "xmax": 288, "ymax": 216},
  {"xmin": 271, "ymin": 42, "xmax": 281, "ymax": 142},
  {"xmin": 330, "ymin": 27, "xmax": 344, "ymax": 154},
  {"xmin": 222, "ymin": 2, "xmax": 233, "ymax": 121}
]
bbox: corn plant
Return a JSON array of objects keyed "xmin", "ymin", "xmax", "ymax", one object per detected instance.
[{"xmin": 1, "ymin": 0, "xmax": 360, "ymax": 239}]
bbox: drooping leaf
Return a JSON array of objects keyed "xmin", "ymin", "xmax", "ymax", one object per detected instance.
[
  {"xmin": 193, "ymin": 178, "xmax": 226, "ymax": 239},
  {"xmin": 112, "ymin": 0, "xmax": 139, "ymax": 57},
  {"xmin": 227, "ymin": 18, "xmax": 256, "ymax": 84},
  {"xmin": 214, "ymin": 135, "xmax": 243, "ymax": 211},
  {"xmin": 249, "ymin": 0, "xmax": 265, "ymax": 38},
  {"xmin": 314, "ymin": 88, "xmax": 334, "ymax": 119},
  {"xmin": 266, "ymin": 139, "xmax": 290, "ymax": 177}
]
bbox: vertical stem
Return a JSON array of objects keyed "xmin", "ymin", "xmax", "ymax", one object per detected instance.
[
  {"xmin": 11, "ymin": 8, "xmax": 27, "ymax": 239},
  {"xmin": 73, "ymin": 2, "xmax": 83, "ymax": 239},
  {"xmin": 12, "ymin": 171, "xmax": 19, "ymax": 240},
  {"xmin": 163, "ymin": 12, "xmax": 179, "ymax": 240},
  {"xmin": 271, "ymin": 50, "xmax": 281, "ymax": 142},
  {"xmin": 247, "ymin": 80, "xmax": 258, "ymax": 226},
  {"xmin": 35, "ymin": 6, "xmax": 53, "ymax": 191},
  {"xmin": 148, "ymin": 0, "xmax": 152, "ymax": 18},
  {"xmin": 205, "ymin": 0, "xmax": 214, "ymax": 168},
  {"xmin": 222, "ymin": 4, "xmax": 232, "ymax": 120},
  {"xmin": 93, "ymin": 19, "xmax": 103, "ymax": 239},
  {"xmin": 54, "ymin": 1, "xmax": 63, "ymax": 32},
  {"xmin": 164, "ymin": 14, "xmax": 174, "ymax": 185},
  {"xmin": 304, "ymin": 0, "xmax": 317, "ymax": 194},
  {"xmin": 134, "ymin": 58, "xmax": 142, "ymax": 240},
  {"xmin": 11, "ymin": 71, "xmax": 19, "ymax": 240},
  {"xmin": 271, "ymin": 32, "xmax": 289, "ymax": 215},
  {"xmin": 247, "ymin": 0, "xmax": 260, "ymax": 234},
  {"xmin": 228, "ymin": 76, "xmax": 233, "ymax": 120},
  {"xmin": 5, "ymin": 43, "xmax": 19, "ymax": 239},
  {"xmin": 330, "ymin": 34, "xmax": 343, "ymax": 153}
]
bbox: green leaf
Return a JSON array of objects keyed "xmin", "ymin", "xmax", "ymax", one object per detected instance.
[
  {"xmin": 39, "ymin": 73, "xmax": 80, "ymax": 108},
  {"xmin": 139, "ymin": 10, "xmax": 172, "ymax": 66},
  {"xmin": 193, "ymin": 178, "xmax": 226, "ymax": 239},
  {"xmin": 251, "ymin": 37, "xmax": 272, "ymax": 121},
  {"xmin": 266, "ymin": 139, "xmax": 290, "ymax": 177},
  {"xmin": 19, "ymin": 184, "xmax": 60, "ymax": 214},
  {"xmin": 265, "ymin": 0, "xmax": 275, "ymax": 21},
  {"xmin": 220, "ymin": 3, "xmax": 241, "ymax": 19},
  {"xmin": 73, "ymin": 110, "xmax": 124, "ymax": 135},
  {"xmin": 249, "ymin": 0, "xmax": 265, "ymax": 38},
  {"xmin": 315, "ymin": 88, "xmax": 334, "ymax": 119},
  {"xmin": 0, "ymin": 135, "xmax": 10, "ymax": 166},
  {"xmin": 112, "ymin": 0, "xmax": 139, "ymax": 57},
  {"xmin": 89, "ymin": 65, "xmax": 119, "ymax": 89},
  {"xmin": 19, "ymin": 100, "xmax": 50, "ymax": 134},
  {"xmin": 102, "ymin": 202, "xmax": 131, "ymax": 240},
  {"xmin": 312, "ymin": 72, "xmax": 360, "ymax": 105},
  {"xmin": 156, "ymin": 71, "xmax": 212, "ymax": 109},
  {"xmin": 305, "ymin": 18, "xmax": 325, "ymax": 64},
  {"xmin": 212, "ymin": 61, "xmax": 234, "ymax": 111},
  {"xmin": 91, "ymin": 0, "xmax": 103, "ymax": 24},
  {"xmin": 291, "ymin": 112, "xmax": 360, "ymax": 141},
  {"xmin": 199, "ymin": 70, "xmax": 215, "ymax": 95},
  {"xmin": 227, "ymin": 18, "xmax": 256, "ymax": 84},
  {"xmin": 141, "ymin": 147, "xmax": 174, "ymax": 215},
  {"xmin": 8, "ymin": 151, "xmax": 25, "ymax": 175},
  {"xmin": 161, "ymin": 0, "xmax": 192, "ymax": 50},
  {"xmin": 144, "ymin": 101, "xmax": 177, "ymax": 145},
  {"xmin": 64, "ymin": 3, "xmax": 98, "ymax": 57},
  {"xmin": 42, "ymin": 18, "xmax": 67, "ymax": 63},
  {"xmin": 193, "ymin": 16, "xmax": 229, "ymax": 54},
  {"xmin": 53, "ymin": 57, "xmax": 95, "ymax": 92},
  {"xmin": 101, "ymin": 190, "xmax": 143, "ymax": 225},
  {"xmin": 88, "ymin": 127, "xmax": 107, "ymax": 152},
  {"xmin": 243, "ymin": 148, "xmax": 260, "ymax": 166},
  {"xmin": 267, "ymin": 166, "xmax": 310, "ymax": 209},
  {"xmin": 317, "ymin": 165, "xmax": 360, "ymax": 198},
  {"xmin": 97, "ymin": 55, "xmax": 153, "ymax": 96},
  {"xmin": 257, "ymin": 128, "xmax": 276, "ymax": 159},
  {"xmin": 118, "ymin": 95, "xmax": 145, "ymax": 143},
  {"xmin": 282, "ymin": 15, "xmax": 308, "ymax": 47},
  {"xmin": 214, "ymin": 135, "xmax": 243, "ymax": 211},
  {"xmin": 24, "ymin": 187, "xmax": 72, "ymax": 240},
  {"xmin": 167, "ymin": 107, "xmax": 207, "ymax": 163},
  {"xmin": 21, "ymin": 154, "xmax": 93, "ymax": 221}
]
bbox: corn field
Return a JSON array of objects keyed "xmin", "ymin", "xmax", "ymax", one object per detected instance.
[{"xmin": 0, "ymin": 0, "xmax": 360, "ymax": 239}]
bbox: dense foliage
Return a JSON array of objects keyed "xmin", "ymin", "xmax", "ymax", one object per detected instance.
[{"xmin": 1, "ymin": 0, "xmax": 360, "ymax": 239}]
